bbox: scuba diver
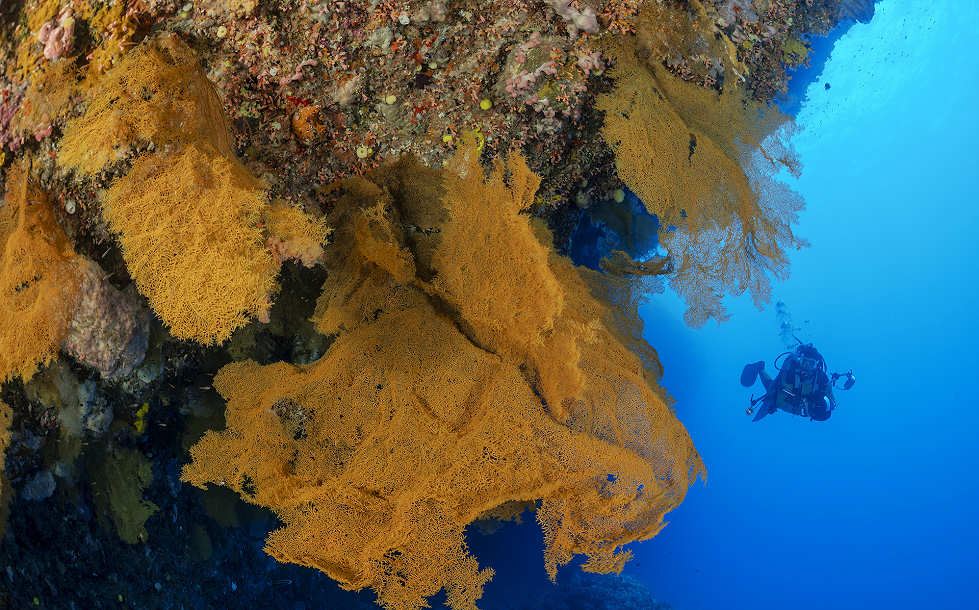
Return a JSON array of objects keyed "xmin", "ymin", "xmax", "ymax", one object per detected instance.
[{"xmin": 740, "ymin": 340, "xmax": 855, "ymax": 422}]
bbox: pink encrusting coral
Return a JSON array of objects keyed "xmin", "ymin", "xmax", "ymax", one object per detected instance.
[
  {"xmin": 576, "ymin": 50, "xmax": 605, "ymax": 74},
  {"xmin": 0, "ymin": 90, "xmax": 23, "ymax": 151},
  {"xmin": 37, "ymin": 7, "xmax": 75, "ymax": 61},
  {"xmin": 505, "ymin": 61, "xmax": 559, "ymax": 98},
  {"xmin": 547, "ymin": 0, "xmax": 600, "ymax": 35}
]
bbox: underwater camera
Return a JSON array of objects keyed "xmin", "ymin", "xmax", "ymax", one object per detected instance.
[{"xmin": 832, "ymin": 371, "xmax": 856, "ymax": 390}]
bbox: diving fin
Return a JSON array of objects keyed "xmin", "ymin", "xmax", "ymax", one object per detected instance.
[
  {"xmin": 741, "ymin": 361, "xmax": 765, "ymax": 387},
  {"xmin": 752, "ymin": 399, "xmax": 774, "ymax": 422}
]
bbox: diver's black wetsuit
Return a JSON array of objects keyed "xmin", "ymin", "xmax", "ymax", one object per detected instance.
[{"xmin": 746, "ymin": 345, "xmax": 837, "ymax": 422}]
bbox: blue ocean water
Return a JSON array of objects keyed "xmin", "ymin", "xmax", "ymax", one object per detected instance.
[{"xmin": 626, "ymin": 1, "xmax": 979, "ymax": 609}]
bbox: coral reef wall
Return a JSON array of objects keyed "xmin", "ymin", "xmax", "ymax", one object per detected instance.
[{"xmin": 0, "ymin": 0, "xmax": 866, "ymax": 608}]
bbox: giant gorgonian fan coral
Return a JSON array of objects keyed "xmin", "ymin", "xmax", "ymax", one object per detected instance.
[
  {"xmin": 183, "ymin": 142, "xmax": 704, "ymax": 610},
  {"xmin": 598, "ymin": 2, "xmax": 807, "ymax": 326},
  {"xmin": 0, "ymin": 163, "xmax": 81, "ymax": 382},
  {"xmin": 58, "ymin": 34, "xmax": 329, "ymax": 344}
]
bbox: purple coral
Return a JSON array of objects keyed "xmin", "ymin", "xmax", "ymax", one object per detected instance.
[{"xmin": 37, "ymin": 7, "xmax": 75, "ymax": 61}]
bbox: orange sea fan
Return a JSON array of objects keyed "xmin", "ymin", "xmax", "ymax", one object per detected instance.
[
  {"xmin": 0, "ymin": 164, "xmax": 81, "ymax": 382},
  {"xmin": 597, "ymin": 3, "xmax": 807, "ymax": 326},
  {"xmin": 101, "ymin": 144, "xmax": 279, "ymax": 344},
  {"xmin": 57, "ymin": 34, "xmax": 329, "ymax": 344},
  {"xmin": 183, "ymin": 145, "xmax": 703, "ymax": 610}
]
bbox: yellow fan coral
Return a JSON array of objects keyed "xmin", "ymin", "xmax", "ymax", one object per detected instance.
[
  {"xmin": 183, "ymin": 145, "xmax": 703, "ymax": 610},
  {"xmin": 0, "ymin": 164, "xmax": 81, "ymax": 382},
  {"xmin": 58, "ymin": 34, "xmax": 328, "ymax": 343},
  {"xmin": 101, "ymin": 144, "xmax": 279, "ymax": 344},
  {"xmin": 597, "ymin": 3, "xmax": 807, "ymax": 326}
]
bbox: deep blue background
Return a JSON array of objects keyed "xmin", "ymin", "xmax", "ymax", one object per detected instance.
[{"xmin": 626, "ymin": 1, "xmax": 979, "ymax": 609}]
